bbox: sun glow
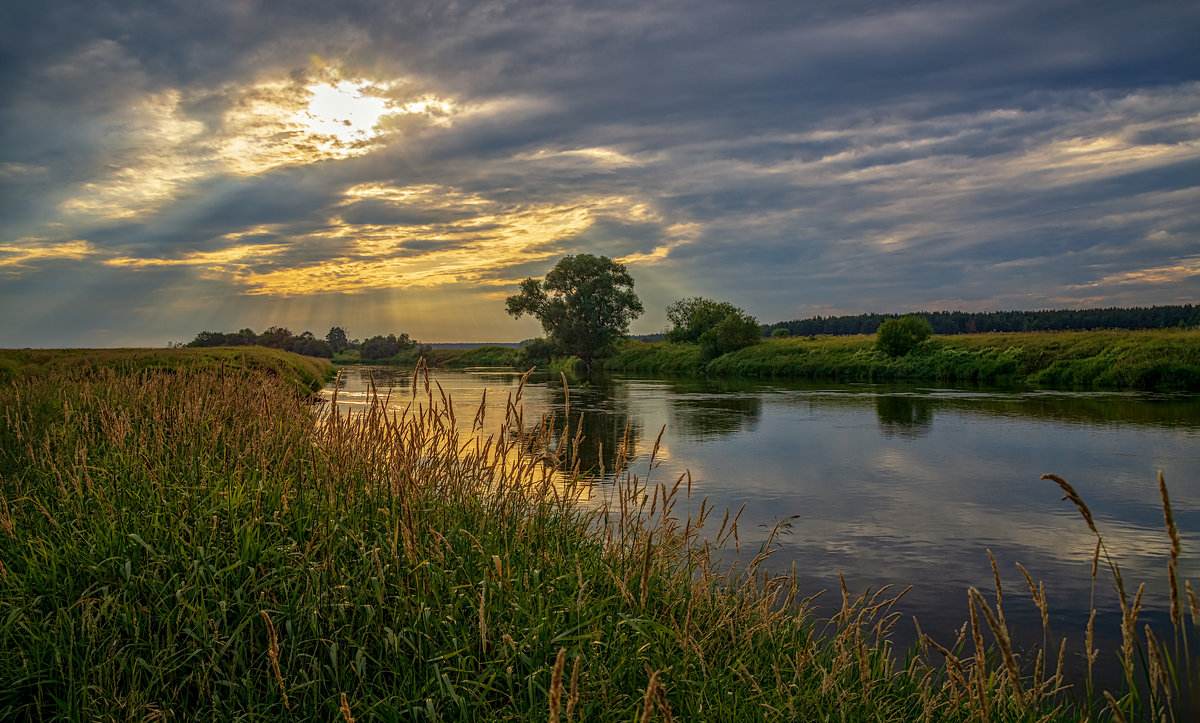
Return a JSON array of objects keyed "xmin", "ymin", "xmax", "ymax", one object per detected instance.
[{"xmin": 293, "ymin": 81, "xmax": 392, "ymax": 147}]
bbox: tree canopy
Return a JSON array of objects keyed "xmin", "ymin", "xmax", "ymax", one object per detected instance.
[
  {"xmin": 666, "ymin": 297, "xmax": 761, "ymax": 359},
  {"xmin": 875, "ymin": 315, "xmax": 934, "ymax": 357},
  {"xmin": 765, "ymin": 304, "xmax": 1200, "ymax": 338},
  {"xmin": 505, "ymin": 254, "xmax": 644, "ymax": 368}
]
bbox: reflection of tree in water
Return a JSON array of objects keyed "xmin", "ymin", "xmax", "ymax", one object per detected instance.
[
  {"xmin": 670, "ymin": 394, "xmax": 763, "ymax": 440},
  {"xmin": 875, "ymin": 394, "xmax": 934, "ymax": 438},
  {"xmin": 540, "ymin": 377, "xmax": 642, "ymax": 478},
  {"xmin": 330, "ymin": 366, "xmax": 410, "ymax": 393},
  {"xmin": 662, "ymin": 377, "xmax": 763, "ymax": 440}
]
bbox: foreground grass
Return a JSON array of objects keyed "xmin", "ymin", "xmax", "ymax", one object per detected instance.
[
  {"xmin": 607, "ymin": 329, "xmax": 1200, "ymax": 390},
  {"xmin": 0, "ymin": 354, "xmax": 1195, "ymax": 719}
]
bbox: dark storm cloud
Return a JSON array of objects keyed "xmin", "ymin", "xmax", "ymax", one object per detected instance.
[{"xmin": 1, "ymin": 0, "xmax": 1198, "ymax": 345}]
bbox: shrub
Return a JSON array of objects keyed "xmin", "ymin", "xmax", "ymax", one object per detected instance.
[
  {"xmin": 699, "ymin": 311, "xmax": 762, "ymax": 359},
  {"xmin": 875, "ymin": 315, "xmax": 934, "ymax": 357}
]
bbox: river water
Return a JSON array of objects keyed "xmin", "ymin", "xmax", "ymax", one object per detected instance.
[{"xmin": 324, "ymin": 365, "xmax": 1200, "ymax": 693}]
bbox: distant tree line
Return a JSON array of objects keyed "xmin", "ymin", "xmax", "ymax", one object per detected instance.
[
  {"xmin": 764, "ymin": 304, "xmax": 1200, "ymax": 337},
  {"xmin": 186, "ymin": 326, "xmax": 419, "ymax": 360}
]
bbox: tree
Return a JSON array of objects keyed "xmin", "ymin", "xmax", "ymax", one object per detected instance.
[
  {"xmin": 515, "ymin": 337, "xmax": 557, "ymax": 368},
  {"xmin": 360, "ymin": 333, "xmax": 414, "ymax": 360},
  {"xmin": 666, "ymin": 297, "xmax": 743, "ymax": 344},
  {"xmin": 187, "ymin": 330, "xmax": 230, "ymax": 347},
  {"xmin": 875, "ymin": 315, "xmax": 934, "ymax": 357},
  {"xmin": 325, "ymin": 326, "xmax": 349, "ymax": 353},
  {"xmin": 770, "ymin": 327, "xmax": 791, "ymax": 338},
  {"xmin": 291, "ymin": 331, "xmax": 333, "ymax": 358},
  {"xmin": 505, "ymin": 254, "xmax": 644, "ymax": 369},
  {"xmin": 699, "ymin": 309, "xmax": 761, "ymax": 359},
  {"xmin": 257, "ymin": 326, "xmax": 293, "ymax": 349},
  {"xmin": 666, "ymin": 297, "xmax": 762, "ymax": 359}
]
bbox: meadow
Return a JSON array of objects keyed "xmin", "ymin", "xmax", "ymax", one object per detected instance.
[
  {"xmin": 0, "ymin": 348, "xmax": 1195, "ymax": 720},
  {"xmin": 607, "ymin": 329, "xmax": 1200, "ymax": 390}
]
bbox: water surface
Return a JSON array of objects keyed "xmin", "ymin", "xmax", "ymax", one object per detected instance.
[{"xmin": 325, "ymin": 366, "xmax": 1200, "ymax": 690}]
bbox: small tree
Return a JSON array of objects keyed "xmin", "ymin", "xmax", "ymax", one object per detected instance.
[
  {"xmin": 360, "ymin": 333, "xmax": 414, "ymax": 360},
  {"xmin": 516, "ymin": 337, "xmax": 557, "ymax": 368},
  {"xmin": 257, "ymin": 326, "xmax": 293, "ymax": 349},
  {"xmin": 666, "ymin": 297, "xmax": 743, "ymax": 344},
  {"xmin": 699, "ymin": 310, "xmax": 762, "ymax": 359},
  {"xmin": 875, "ymin": 315, "xmax": 934, "ymax": 357},
  {"xmin": 325, "ymin": 326, "xmax": 349, "ymax": 353},
  {"xmin": 770, "ymin": 327, "xmax": 791, "ymax": 339},
  {"xmin": 505, "ymin": 254, "xmax": 644, "ymax": 370},
  {"xmin": 666, "ymin": 296, "xmax": 761, "ymax": 358}
]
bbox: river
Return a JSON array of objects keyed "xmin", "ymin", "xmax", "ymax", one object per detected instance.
[{"xmin": 324, "ymin": 365, "xmax": 1200, "ymax": 695}]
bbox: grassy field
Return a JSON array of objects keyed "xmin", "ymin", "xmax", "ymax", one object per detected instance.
[
  {"xmin": 606, "ymin": 329, "xmax": 1200, "ymax": 390},
  {"xmin": 334, "ymin": 346, "xmax": 521, "ymax": 368},
  {"xmin": 1, "ymin": 350, "xmax": 1194, "ymax": 719},
  {"xmin": 0, "ymin": 346, "xmax": 333, "ymax": 394}
]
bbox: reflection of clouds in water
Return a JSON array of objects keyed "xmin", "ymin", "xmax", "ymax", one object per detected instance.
[{"xmin": 319, "ymin": 368, "xmax": 1200, "ymax": 659}]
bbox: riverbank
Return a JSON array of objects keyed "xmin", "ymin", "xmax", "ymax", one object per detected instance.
[
  {"xmin": 0, "ymin": 346, "xmax": 333, "ymax": 394},
  {"xmin": 2, "ymin": 350, "xmax": 1193, "ymax": 719},
  {"xmin": 606, "ymin": 329, "xmax": 1200, "ymax": 390},
  {"xmin": 334, "ymin": 345, "xmax": 520, "ymax": 368}
]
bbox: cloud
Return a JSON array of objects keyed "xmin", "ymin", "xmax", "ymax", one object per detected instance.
[{"xmin": 1, "ymin": 0, "xmax": 1198, "ymax": 346}]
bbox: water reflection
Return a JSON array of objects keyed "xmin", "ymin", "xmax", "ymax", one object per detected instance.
[
  {"xmin": 670, "ymin": 392, "xmax": 763, "ymax": 440},
  {"xmin": 537, "ymin": 375, "xmax": 643, "ymax": 476},
  {"xmin": 321, "ymin": 367, "xmax": 1200, "ymax": 695},
  {"xmin": 874, "ymin": 394, "xmax": 934, "ymax": 438}
]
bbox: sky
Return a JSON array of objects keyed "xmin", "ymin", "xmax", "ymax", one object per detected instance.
[{"xmin": 1, "ymin": 0, "xmax": 1198, "ymax": 347}]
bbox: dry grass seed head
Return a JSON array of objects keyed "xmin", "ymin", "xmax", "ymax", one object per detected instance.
[
  {"xmin": 549, "ymin": 647, "xmax": 566, "ymax": 723},
  {"xmin": 970, "ymin": 588, "xmax": 1026, "ymax": 711},
  {"xmin": 260, "ymin": 611, "xmax": 290, "ymax": 711},
  {"xmin": 1042, "ymin": 474, "xmax": 1097, "ymax": 534},
  {"xmin": 1158, "ymin": 471, "xmax": 1183, "ymax": 628},
  {"xmin": 567, "ymin": 654, "xmax": 581, "ymax": 721}
]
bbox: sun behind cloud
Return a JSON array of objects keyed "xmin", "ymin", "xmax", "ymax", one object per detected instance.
[{"xmin": 292, "ymin": 81, "xmax": 392, "ymax": 150}]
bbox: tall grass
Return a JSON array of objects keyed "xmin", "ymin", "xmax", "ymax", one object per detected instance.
[{"xmin": 0, "ymin": 354, "xmax": 1194, "ymax": 719}]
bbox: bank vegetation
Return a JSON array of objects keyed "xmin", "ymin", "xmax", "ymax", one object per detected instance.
[
  {"xmin": 0, "ymin": 349, "xmax": 1195, "ymax": 719},
  {"xmin": 606, "ymin": 329, "xmax": 1200, "ymax": 391}
]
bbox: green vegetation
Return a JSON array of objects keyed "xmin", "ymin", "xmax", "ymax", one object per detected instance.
[
  {"xmin": 335, "ymin": 346, "xmax": 519, "ymax": 368},
  {"xmin": 665, "ymin": 297, "xmax": 761, "ymax": 360},
  {"xmin": 506, "ymin": 254, "xmax": 644, "ymax": 370},
  {"xmin": 607, "ymin": 329, "xmax": 1200, "ymax": 391},
  {"xmin": 187, "ymin": 326, "xmax": 423, "ymax": 362},
  {"xmin": 0, "ymin": 352, "xmax": 1195, "ymax": 719},
  {"xmin": 0, "ymin": 346, "xmax": 332, "ymax": 393},
  {"xmin": 187, "ymin": 326, "xmax": 338, "ymax": 358},
  {"xmin": 876, "ymin": 314, "xmax": 935, "ymax": 357},
  {"xmin": 402, "ymin": 345, "xmax": 521, "ymax": 368},
  {"xmin": 765, "ymin": 303, "xmax": 1200, "ymax": 337}
]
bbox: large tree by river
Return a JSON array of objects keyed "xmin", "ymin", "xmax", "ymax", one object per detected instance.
[{"xmin": 506, "ymin": 254, "xmax": 644, "ymax": 370}]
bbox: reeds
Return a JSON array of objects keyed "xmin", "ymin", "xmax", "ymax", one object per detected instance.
[{"xmin": 0, "ymin": 351, "xmax": 1194, "ymax": 720}]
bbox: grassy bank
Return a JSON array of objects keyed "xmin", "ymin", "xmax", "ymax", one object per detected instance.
[
  {"xmin": 334, "ymin": 345, "xmax": 520, "ymax": 368},
  {"xmin": 1, "ymin": 353, "xmax": 1194, "ymax": 719},
  {"xmin": 606, "ymin": 329, "xmax": 1200, "ymax": 390},
  {"xmin": 0, "ymin": 346, "xmax": 333, "ymax": 394}
]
